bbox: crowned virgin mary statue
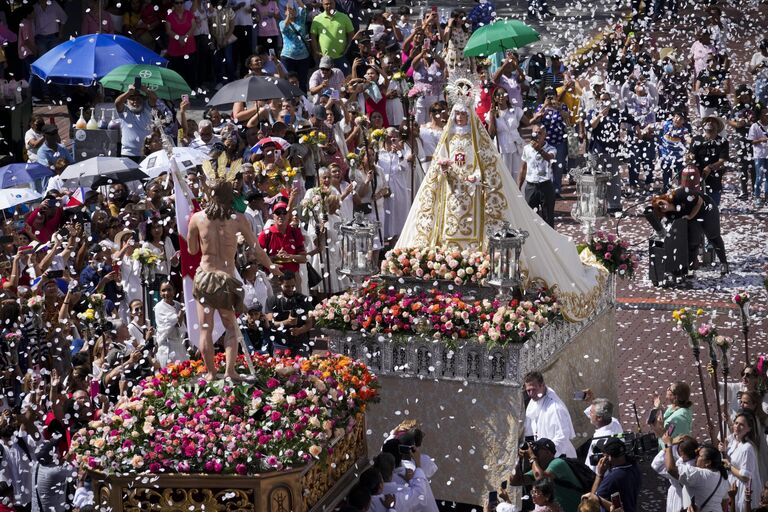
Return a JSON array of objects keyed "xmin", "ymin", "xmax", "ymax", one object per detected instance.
[{"xmin": 396, "ymin": 79, "xmax": 604, "ymax": 321}]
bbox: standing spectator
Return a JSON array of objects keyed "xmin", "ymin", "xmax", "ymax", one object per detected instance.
[
  {"xmin": 487, "ymin": 87, "xmax": 527, "ymax": 180},
  {"xmin": 728, "ymin": 85, "xmax": 758, "ymax": 200},
  {"xmin": 662, "ymin": 439, "xmax": 730, "ymax": 512},
  {"xmin": 689, "ymin": 31, "xmax": 716, "ymax": 78},
  {"xmin": 189, "ymin": 0, "xmax": 213, "ymax": 89},
  {"xmin": 509, "ymin": 438, "xmax": 582, "ymax": 512},
  {"xmin": 308, "ymin": 56, "xmax": 345, "ymax": 102},
  {"xmin": 33, "ymin": 0, "xmax": 66, "ymax": 56},
  {"xmin": 531, "ymin": 87, "xmax": 569, "ymax": 198},
  {"xmin": 165, "ymin": 0, "xmax": 197, "ymax": 90},
  {"xmin": 590, "ymin": 437, "xmax": 642, "ymax": 512},
  {"xmin": 695, "ymin": 54, "xmax": 731, "ymax": 123},
  {"xmin": 258, "ymin": 201, "xmax": 307, "ymax": 278},
  {"xmin": 254, "ymin": 0, "xmax": 280, "ymax": 52},
  {"xmin": 123, "ymin": 0, "xmax": 155, "ymax": 49},
  {"xmin": 747, "ymin": 105, "xmax": 768, "ymax": 208},
  {"xmin": 17, "ymin": 6, "xmax": 37, "ymax": 82},
  {"xmin": 153, "ymin": 281, "xmax": 187, "ymax": 367},
  {"xmin": 651, "ymin": 381, "xmax": 695, "ymax": 443},
  {"xmin": 37, "ymin": 125, "xmax": 73, "ymax": 168},
  {"xmin": 691, "ymin": 117, "xmax": 729, "ymax": 206},
  {"xmin": 376, "ymin": 128, "xmax": 412, "ymax": 242},
  {"xmin": 651, "ymin": 435, "xmax": 699, "ymax": 512},
  {"xmin": 586, "ymin": 92, "xmax": 624, "ymax": 213},
  {"xmin": 441, "ymin": 10, "xmax": 473, "ymax": 76},
  {"xmin": 411, "ymin": 49, "xmax": 446, "ymax": 125},
  {"xmin": 230, "ymin": 0, "xmax": 254, "ymax": 77},
  {"xmin": 750, "ymin": 39, "xmax": 768, "ymax": 105},
  {"xmin": 265, "ymin": 271, "xmax": 313, "ymax": 355},
  {"xmin": 657, "ymin": 56, "xmax": 688, "ymax": 118},
  {"xmin": 30, "ymin": 437, "xmax": 76, "ymax": 512},
  {"xmin": 24, "ymin": 117, "xmax": 45, "ymax": 164},
  {"xmin": 81, "ymin": 0, "xmax": 114, "ymax": 34},
  {"xmin": 310, "ymin": 0, "xmax": 355, "ymax": 73},
  {"xmin": 279, "ymin": 0, "xmax": 311, "ymax": 91},
  {"xmin": 658, "ymin": 110, "xmax": 692, "ymax": 192},
  {"xmin": 419, "ymin": 101, "xmax": 448, "ymax": 169},
  {"xmin": 115, "ymin": 84, "xmax": 158, "ymax": 162},
  {"xmin": 522, "ymin": 371, "xmax": 577, "ymax": 458},
  {"xmin": 209, "ymin": 0, "xmax": 237, "ymax": 87},
  {"xmin": 518, "ymin": 125, "xmax": 556, "ymax": 227},
  {"xmin": 724, "ymin": 411, "xmax": 763, "ymax": 512},
  {"xmin": 624, "ymin": 79, "xmax": 658, "ymax": 194},
  {"xmin": 467, "ymin": 0, "xmax": 495, "ymax": 31},
  {"xmin": 0, "ymin": 411, "xmax": 36, "ymax": 511}
]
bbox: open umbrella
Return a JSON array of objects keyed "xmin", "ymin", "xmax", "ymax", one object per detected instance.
[
  {"xmin": 0, "ymin": 188, "xmax": 43, "ymax": 210},
  {"xmin": 463, "ymin": 19, "xmax": 541, "ymax": 57},
  {"xmin": 59, "ymin": 156, "xmax": 147, "ymax": 188},
  {"xmin": 0, "ymin": 163, "xmax": 53, "ymax": 188},
  {"xmin": 207, "ymin": 76, "xmax": 304, "ymax": 106},
  {"xmin": 31, "ymin": 34, "xmax": 167, "ymax": 86},
  {"xmin": 140, "ymin": 147, "xmax": 209, "ymax": 178},
  {"xmin": 100, "ymin": 64, "xmax": 191, "ymax": 101}
]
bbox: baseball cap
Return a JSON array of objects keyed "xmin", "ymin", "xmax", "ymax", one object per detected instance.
[
  {"xmin": 531, "ymin": 438, "xmax": 556, "ymax": 454},
  {"xmin": 319, "ymin": 56, "xmax": 333, "ymax": 69},
  {"xmin": 603, "ymin": 437, "xmax": 627, "ymax": 456},
  {"xmin": 271, "ymin": 201, "xmax": 289, "ymax": 214}
]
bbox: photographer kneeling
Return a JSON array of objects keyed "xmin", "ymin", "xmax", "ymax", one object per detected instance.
[
  {"xmin": 583, "ymin": 438, "xmax": 641, "ymax": 512},
  {"xmin": 508, "ymin": 438, "xmax": 582, "ymax": 512}
]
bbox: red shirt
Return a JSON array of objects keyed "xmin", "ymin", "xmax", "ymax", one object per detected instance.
[
  {"xmin": 258, "ymin": 224, "xmax": 305, "ymax": 273},
  {"xmin": 166, "ymin": 10, "xmax": 197, "ymax": 56},
  {"xmin": 25, "ymin": 205, "xmax": 63, "ymax": 243}
]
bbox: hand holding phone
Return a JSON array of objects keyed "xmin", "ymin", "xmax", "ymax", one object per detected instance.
[
  {"xmin": 665, "ymin": 423, "xmax": 676, "ymax": 438},
  {"xmin": 610, "ymin": 492, "xmax": 622, "ymax": 509},
  {"xmin": 133, "ymin": 76, "xmax": 142, "ymax": 90},
  {"xmin": 488, "ymin": 491, "xmax": 498, "ymax": 506},
  {"xmin": 573, "ymin": 391, "xmax": 587, "ymax": 401}
]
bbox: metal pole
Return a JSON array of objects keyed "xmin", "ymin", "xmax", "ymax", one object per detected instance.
[{"xmin": 693, "ymin": 347, "xmax": 717, "ymax": 444}]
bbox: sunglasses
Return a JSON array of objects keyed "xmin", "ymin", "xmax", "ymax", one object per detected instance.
[{"xmin": 274, "ymin": 211, "xmax": 288, "ymax": 216}]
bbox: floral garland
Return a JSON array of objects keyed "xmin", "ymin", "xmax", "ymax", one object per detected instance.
[
  {"xmin": 71, "ymin": 353, "xmax": 379, "ymax": 476},
  {"xmin": 380, "ymin": 247, "xmax": 491, "ymax": 285},
  {"xmin": 578, "ymin": 231, "xmax": 637, "ymax": 279},
  {"xmin": 311, "ymin": 280, "xmax": 560, "ymax": 347}
]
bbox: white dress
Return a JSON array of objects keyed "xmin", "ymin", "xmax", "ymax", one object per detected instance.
[
  {"xmin": 376, "ymin": 148, "xmax": 413, "ymax": 240},
  {"xmin": 727, "ymin": 435, "xmax": 763, "ymax": 511},
  {"xmin": 419, "ymin": 125, "xmax": 442, "ymax": 165},
  {"xmin": 651, "ymin": 450, "xmax": 691, "ymax": 512},
  {"xmin": 332, "ymin": 184, "xmax": 354, "ymax": 221},
  {"xmin": 677, "ymin": 463, "xmax": 730, "ymax": 512},
  {"xmin": 386, "ymin": 80, "xmax": 405, "ymax": 127},
  {"xmin": 309, "ymin": 213, "xmax": 347, "ymax": 294},
  {"xmin": 153, "ymin": 300, "xmax": 187, "ymax": 367},
  {"xmin": 485, "ymin": 106, "xmax": 525, "ymax": 180},
  {"xmin": 351, "ymin": 166, "xmax": 385, "ymax": 250}
]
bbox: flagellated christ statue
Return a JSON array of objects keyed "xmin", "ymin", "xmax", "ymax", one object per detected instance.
[{"xmin": 187, "ymin": 179, "xmax": 281, "ymax": 381}]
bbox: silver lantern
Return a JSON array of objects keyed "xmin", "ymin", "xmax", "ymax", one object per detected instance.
[
  {"xmin": 338, "ymin": 212, "xmax": 380, "ymax": 289},
  {"xmin": 570, "ymin": 154, "xmax": 610, "ymax": 239},
  {"xmin": 487, "ymin": 223, "xmax": 529, "ymax": 299}
]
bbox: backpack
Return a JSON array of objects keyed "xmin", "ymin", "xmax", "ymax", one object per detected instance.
[{"xmin": 554, "ymin": 455, "xmax": 596, "ymax": 493}]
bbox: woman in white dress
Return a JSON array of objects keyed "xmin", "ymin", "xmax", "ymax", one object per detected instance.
[
  {"xmin": 662, "ymin": 437, "xmax": 729, "ymax": 512},
  {"xmin": 724, "ymin": 411, "xmax": 763, "ymax": 511},
  {"xmin": 351, "ymin": 149, "xmax": 386, "ymax": 253},
  {"xmin": 382, "ymin": 55, "xmax": 406, "ymax": 127},
  {"xmin": 142, "ymin": 219, "xmax": 179, "ymax": 309},
  {"xmin": 153, "ymin": 281, "xmax": 188, "ymax": 367},
  {"xmin": 737, "ymin": 391, "xmax": 768, "ymax": 483},
  {"xmin": 329, "ymin": 163, "xmax": 354, "ymax": 221},
  {"xmin": 419, "ymin": 100, "xmax": 448, "ymax": 170},
  {"xmin": 486, "ymin": 87, "xmax": 527, "ymax": 181},
  {"xmin": 308, "ymin": 194, "xmax": 346, "ymax": 294},
  {"xmin": 376, "ymin": 127, "xmax": 414, "ymax": 242}
]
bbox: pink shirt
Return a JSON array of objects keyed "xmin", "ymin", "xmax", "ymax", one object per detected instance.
[
  {"xmin": 255, "ymin": 1, "xmax": 279, "ymax": 37},
  {"xmin": 166, "ymin": 9, "xmax": 197, "ymax": 56},
  {"xmin": 18, "ymin": 21, "xmax": 35, "ymax": 59},
  {"xmin": 690, "ymin": 40, "xmax": 715, "ymax": 75}
]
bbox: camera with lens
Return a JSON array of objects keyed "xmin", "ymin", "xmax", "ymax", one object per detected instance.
[{"xmin": 589, "ymin": 432, "xmax": 658, "ymax": 466}]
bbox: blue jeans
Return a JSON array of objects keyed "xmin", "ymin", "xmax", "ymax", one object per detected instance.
[{"xmin": 756, "ymin": 158, "xmax": 768, "ymax": 198}]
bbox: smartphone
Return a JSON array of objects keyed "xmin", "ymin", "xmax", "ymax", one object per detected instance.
[
  {"xmin": 83, "ymin": 222, "xmax": 92, "ymax": 240},
  {"xmin": 331, "ymin": 89, "xmax": 340, "ymax": 100},
  {"xmin": 18, "ymin": 245, "xmax": 34, "ymax": 254},
  {"xmin": 666, "ymin": 423, "xmax": 676, "ymax": 437},
  {"xmin": 424, "ymin": 38, "xmax": 431, "ymax": 50},
  {"xmin": 646, "ymin": 408, "xmax": 659, "ymax": 425},
  {"xmin": 398, "ymin": 444, "xmax": 413, "ymax": 455},
  {"xmin": 573, "ymin": 391, "xmax": 587, "ymax": 401},
  {"xmin": 488, "ymin": 491, "xmax": 498, "ymax": 505},
  {"xmin": 89, "ymin": 379, "xmax": 100, "ymax": 399},
  {"xmin": 133, "ymin": 76, "xmax": 142, "ymax": 90},
  {"xmin": 269, "ymin": 48, "xmax": 276, "ymax": 59},
  {"xmin": 283, "ymin": 114, "xmax": 291, "ymax": 124},
  {"xmin": 181, "ymin": 94, "xmax": 189, "ymax": 104},
  {"xmin": 47, "ymin": 269, "xmax": 64, "ymax": 278},
  {"xmin": 610, "ymin": 492, "xmax": 622, "ymax": 509},
  {"xmin": 500, "ymin": 480, "xmax": 507, "ymax": 490}
]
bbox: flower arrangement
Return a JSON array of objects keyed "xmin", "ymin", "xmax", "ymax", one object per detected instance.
[
  {"xmin": 370, "ymin": 129, "xmax": 386, "ymax": 143},
  {"xmin": 131, "ymin": 248, "xmax": 160, "ymax": 267},
  {"xmin": 407, "ymin": 83, "xmax": 430, "ymax": 99},
  {"xmin": 732, "ymin": 292, "xmax": 750, "ymax": 307},
  {"xmin": 380, "ymin": 247, "xmax": 491, "ymax": 285},
  {"xmin": 391, "ymin": 71, "xmax": 411, "ymax": 96},
  {"xmin": 264, "ymin": 164, "xmax": 300, "ymax": 196},
  {"xmin": 299, "ymin": 130, "xmax": 328, "ymax": 146},
  {"xmin": 671, "ymin": 307, "xmax": 713, "ymax": 348},
  {"xmin": 89, "ymin": 293, "xmax": 106, "ymax": 310},
  {"xmin": 71, "ymin": 353, "xmax": 379, "ymax": 476},
  {"xmin": 3, "ymin": 332, "xmax": 21, "ymax": 345},
  {"xmin": 77, "ymin": 308, "xmax": 98, "ymax": 324},
  {"xmin": 579, "ymin": 231, "xmax": 637, "ymax": 279},
  {"xmin": 311, "ymin": 280, "xmax": 560, "ymax": 347},
  {"xmin": 26, "ymin": 295, "xmax": 44, "ymax": 312}
]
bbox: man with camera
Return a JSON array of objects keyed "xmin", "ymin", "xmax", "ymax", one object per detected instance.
[
  {"xmin": 585, "ymin": 437, "xmax": 642, "ymax": 512},
  {"xmin": 508, "ymin": 438, "xmax": 583, "ymax": 512}
]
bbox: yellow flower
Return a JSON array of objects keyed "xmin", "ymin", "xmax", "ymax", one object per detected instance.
[
  {"xmin": 671, "ymin": 310, "xmax": 680, "ymax": 321},
  {"xmin": 299, "ymin": 136, "xmax": 308, "ymax": 144},
  {"xmin": 696, "ymin": 308, "xmax": 704, "ymax": 316},
  {"xmin": 310, "ymin": 130, "xmax": 317, "ymax": 137}
]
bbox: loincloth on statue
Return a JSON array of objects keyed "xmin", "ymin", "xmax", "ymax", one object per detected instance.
[{"xmin": 192, "ymin": 269, "xmax": 246, "ymax": 314}]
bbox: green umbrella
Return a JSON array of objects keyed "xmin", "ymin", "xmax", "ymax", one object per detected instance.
[
  {"xmin": 463, "ymin": 19, "xmax": 541, "ymax": 58},
  {"xmin": 99, "ymin": 64, "xmax": 191, "ymax": 101}
]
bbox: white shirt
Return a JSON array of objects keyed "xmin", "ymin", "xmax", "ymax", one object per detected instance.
[
  {"xmin": 24, "ymin": 128, "xmax": 43, "ymax": 163},
  {"xmin": 370, "ymin": 470, "xmax": 429, "ymax": 512},
  {"xmin": 486, "ymin": 107, "xmax": 525, "ymax": 154},
  {"xmin": 748, "ymin": 121, "xmax": 768, "ymax": 160},
  {"xmin": 525, "ymin": 387, "xmax": 577, "ymax": 458},
  {"xmin": 521, "ymin": 143, "xmax": 556, "ymax": 183},
  {"xmin": 419, "ymin": 125, "xmax": 443, "ymax": 163},
  {"xmin": 651, "ymin": 449, "xmax": 693, "ymax": 512},
  {"xmin": 751, "ymin": 52, "xmax": 768, "ymax": 80},
  {"xmin": 245, "ymin": 205, "xmax": 264, "ymax": 236},
  {"xmin": 583, "ymin": 406, "xmax": 624, "ymax": 472},
  {"xmin": 0, "ymin": 432, "xmax": 37, "ymax": 507},
  {"xmin": 677, "ymin": 463, "xmax": 729, "ymax": 512},
  {"xmin": 230, "ymin": 0, "xmax": 253, "ymax": 26},
  {"xmin": 188, "ymin": 133, "xmax": 222, "ymax": 154},
  {"xmin": 242, "ymin": 271, "xmax": 272, "ymax": 311},
  {"xmin": 392, "ymin": 464, "xmax": 439, "ymax": 512}
]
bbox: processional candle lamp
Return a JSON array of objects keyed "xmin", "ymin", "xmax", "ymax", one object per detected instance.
[
  {"xmin": 570, "ymin": 155, "xmax": 611, "ymax": 239},
  {"xmin": 338, "ymin": 212, "xmax": 380, "ymax": 290},
  {"xmin": 487, "ymin": 223, "xmax": 528, "ymax": 301}
]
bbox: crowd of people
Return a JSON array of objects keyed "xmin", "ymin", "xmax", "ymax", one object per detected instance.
[{"xmin": 0, "ymin": 0, "xmax": 765, "ymax": 509}]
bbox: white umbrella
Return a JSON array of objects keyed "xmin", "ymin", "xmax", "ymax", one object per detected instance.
[
  {"xmin": 0, "ymin": 188, "xmax": 43, "ymax": 210},
  {"xmin": 140, "ymin": 147, "xmax": 209, "ymax": 178},
  {"xmin": 60, "ymin": 156, "xmax": 147, "ymax": 188}
]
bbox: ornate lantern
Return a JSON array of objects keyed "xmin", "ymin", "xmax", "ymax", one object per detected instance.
[
  {"xmin": 487, "ymin": 223, "xmax": 529, "ymax": 299},
  {"xmin": 338, "ymin": 212, "xmax": 380, "ymax": 289},
  {"xmin": 570, "ymin": 155, "xmax": 610, "ymax": 238}
]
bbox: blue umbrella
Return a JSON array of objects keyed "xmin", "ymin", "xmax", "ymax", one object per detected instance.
[
  {"xmin": 31, "ymin": 34, "xmax": 167, "ymax": 86},
  {"xmin": 0, "ymin": 163, "xmax": 53, "ymax": 188}
]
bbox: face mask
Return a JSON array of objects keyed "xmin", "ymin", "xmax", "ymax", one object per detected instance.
[{"xmin": 663, "ymin": 63, "xmax": 674, "ymax": 74}]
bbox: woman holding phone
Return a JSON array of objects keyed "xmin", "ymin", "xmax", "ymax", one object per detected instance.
[{"xmin": 279, "ymin": 0, "xmax": 310, "ymax": 91}]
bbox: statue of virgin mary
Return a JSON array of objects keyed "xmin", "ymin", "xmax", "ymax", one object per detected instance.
[{"xmin": 396, "ymin": 79, "xmax": 605, "ymax": 321}]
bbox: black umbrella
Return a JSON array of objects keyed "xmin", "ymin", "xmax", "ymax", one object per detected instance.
[{"xmin": 207, "ymin": 75, "xmax": 304, "ymax": 106}]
